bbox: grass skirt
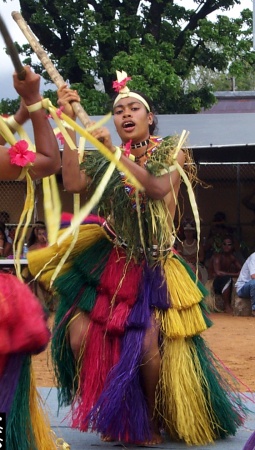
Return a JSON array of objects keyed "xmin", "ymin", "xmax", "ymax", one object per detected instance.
[
  {"xmin": 0, "ymin": 273, "xmax": 56, "ymax": 450},
  {"xmin": 28, "ymin": 223, "xmax": 247, "ymax": 445}
]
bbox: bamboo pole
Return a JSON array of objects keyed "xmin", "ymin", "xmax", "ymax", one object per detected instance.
[
  {"xmin": 12, "ymin": 11, "xmax": 91, "ymax": 128},
  {"xmin": 0, "ymin": 13, "xmax": 26, "ymax": 79}
]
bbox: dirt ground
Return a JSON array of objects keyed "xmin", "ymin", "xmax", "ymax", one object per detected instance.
[{"xmin": 32, "ymin": 312, "xmax": 255, "ymax": 392}]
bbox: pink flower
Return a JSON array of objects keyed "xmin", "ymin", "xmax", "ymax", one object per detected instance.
[
  {"xmin": 56, "ymin": 106, "xmax": 64, "ymax": 118},
  {"xmin": 112, "ymin": 77, "xmax": 131, "ymax": 92},
  {"xmin": 8, "ymin": 140, "xmax": 36, "ymax": 167},
  {"xmin": 47, "ymin": 106, "xmax": 64, "ymax": 120},
  {"xmin": 56, "ymin": 132, "xmax": 65, "ymax": 145},
  {"xmin": 123, "ymin": 139, "xmax": 132, "ymax": 157}
]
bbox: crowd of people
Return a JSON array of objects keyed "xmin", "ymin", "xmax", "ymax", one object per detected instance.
[{"xmin": 0, "ymin": 66, "xmax": 254, "ymax": 450}]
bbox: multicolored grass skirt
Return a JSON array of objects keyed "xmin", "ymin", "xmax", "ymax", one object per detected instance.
[
  {"xmin": 29, "ymin": 224, "xmax": 247, "ymax": 445},
  {"xmin": 0, "ymin": 273, "xmax": 56, "ymax": 450}
]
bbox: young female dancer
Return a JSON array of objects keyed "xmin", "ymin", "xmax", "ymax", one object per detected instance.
[{"xmin": 28, "ymin": 71, "xmax": 246, "ymax": 446}]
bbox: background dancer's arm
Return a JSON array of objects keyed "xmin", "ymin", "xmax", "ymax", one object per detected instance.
[
  {"xmin": 0, "ymin": 100, "xmax": 29, "ymax": 146},
  {"xmin": 0, "ymin": 66, "xmax": 61, "ymax": 180}
]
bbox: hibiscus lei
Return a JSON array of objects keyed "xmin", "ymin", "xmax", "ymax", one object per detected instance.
[{"xmin": 8, "ymin": 140, "xmax": 36, "ymax": 167}]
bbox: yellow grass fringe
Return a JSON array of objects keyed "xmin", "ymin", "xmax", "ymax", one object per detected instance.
[
  {"xmin": 163, "ymin": 256, "xmax": 202, "ymax": 309},
  {"xmin": 29, "ymin": 367, "xmax": 58, "ymax": 449},
  {"xmin": 156, "ymin": 303, "xmax": 207, "ymax": 338},
  {"xmin": 28, "ymin": 224, "xmax": 108, "ymax": 289},
  {"xmin": 156, "ymin": 337, "xmax": 216, "ymax": 445},
  {"xmin": 43, "ymin": 175, "xmax": 61, "ymax": 246}
]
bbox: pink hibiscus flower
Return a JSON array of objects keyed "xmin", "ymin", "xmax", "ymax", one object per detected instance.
[
  {"xmin": 112, "ymin": 77, "xmax": 131, "ymax": 92},
  {"xmin": 8, "ymin": 140, "xmax": 36, "ymax": 167}
]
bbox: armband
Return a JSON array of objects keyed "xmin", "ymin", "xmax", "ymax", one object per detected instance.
[
  {"xmin": 5, "ymin": 115, "xmax": 20, "ymax": 131},
  {"xmin": 26, "ymin": 100, "xmax": 43, "ymax": 113}
]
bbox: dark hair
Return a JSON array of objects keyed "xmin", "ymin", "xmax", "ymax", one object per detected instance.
[
  {"xmin": 111, "ymin": 90, "xmax": 158, "ymax": 135},
  {"xmin": 28, "ymin": 221, "xmax": 46, "ymax": 247},
  {"xmin": 182, "ymin": 217, "xmax": 196, "ymax": 228},
  {"xmin": 0, "ymin": 222, "xmax": 7, "ymax": 243},
  {"xmin": 213, "ymin": 211, "xmax": 226, "ymax": 223},
  {"xmin": 222, "ymin": 235, "xmax": 234, "ymax": 245},
  {"xmin": 0, "ymin": 211, "xmax": 9, "ymax": 224}
]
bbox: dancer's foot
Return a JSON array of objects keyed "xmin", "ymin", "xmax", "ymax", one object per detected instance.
[{"xmin": 138, "ymin": 431, "xmax": 164, "ymax": 446}]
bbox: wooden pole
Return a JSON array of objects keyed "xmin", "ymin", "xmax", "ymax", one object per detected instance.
[
  {"xmin": 0, "ymin": 13, "xmax": 26, "ymax": 80},
  {"xmin": 12, "ymin": 11, "xmax": 91, "ymax": 128}
]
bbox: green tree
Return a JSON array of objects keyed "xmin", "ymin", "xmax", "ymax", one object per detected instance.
[{"xmin": 2, "ymin": 0, "xmax": 254, "ymax": 114}]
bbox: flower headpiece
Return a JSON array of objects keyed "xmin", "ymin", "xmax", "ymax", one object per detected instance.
[{"xmin": 112, "ymin": 70, "xmax": 151, "ymax": 112}]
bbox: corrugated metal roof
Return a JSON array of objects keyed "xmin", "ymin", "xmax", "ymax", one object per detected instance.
[{"xmin": 12, "ymin": 112, "xmax": 255, "ymax": 163}]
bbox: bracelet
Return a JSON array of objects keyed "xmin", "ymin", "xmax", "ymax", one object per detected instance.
[
  {"xmin": 26, "ymin": 100, "xmax": 43, "ymax": 113},
  {"xmin": 5, "ymin": 115, "xmax": 20, "ymax": 131}
]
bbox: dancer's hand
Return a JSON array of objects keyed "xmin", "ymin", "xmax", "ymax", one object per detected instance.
[{"xmin": 57, "ymin": 84, "xmax": 80, "ymax": 119}]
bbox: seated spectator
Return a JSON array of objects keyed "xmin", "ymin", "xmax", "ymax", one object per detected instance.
[
  {"xmin": 208, "ymin": 235, "xmax": 242, "ymax": 314},
  {"xmin": 0, "ymin": 211, "xmax": 12, "ymax": 244},
  {"xmin": 235, "ymin": 252, "xmax": 255, "ymax": 317},
  {"xmin": 0, "ymin": 222, "xmax": 12, "ymax": 258},
  {"xmin": 176, "ymin": 218, "xmax": 208, "ymax": 284},
  {"xmin": 204, "ymin": 211, "xmax": 245, "ymax": 267},
  {"xmin": 27, "ymin": 221, "xmax": 48, "ymax": 251}
]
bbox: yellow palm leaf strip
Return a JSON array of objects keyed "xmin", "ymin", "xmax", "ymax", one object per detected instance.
[
  {"xmin": 50, "ymin": 193, "xmax": 81, "ymax": 287},
  {"xmin": 148, "ymin": 200, "xmax": 174, "ymax": 254},
  {"xmin": 57, "ymin": 156, "xmax": 120, "ymax": 245},
  {"xmin": 53, "ymin": 109, "xmax": 143, "ymax": 190},
  {"xmin": 42, "ymin": 175, "xmax": 61, "ymax": 246},
  {"xmin": 77, "ymin": 136, "xmax": 86, "ymax": 164},
  {"xmin": 14, "ymin": 171, "xmax": 34, "ymax": 280},
  {"xmin": 174, "ymin": 161, "xmax": 200, "ymax": 280},
  {"xmin": 170, "ymin": 130, "xmax": 200, "ymax": 279},
  {"xmin": 50, "ymin": 108, "xmax": 77, "ymax": 151},
  {"xmin": 0, "ymin": 116, "xmax": 17, "ymax": 144},
  {"xmin": 50, "ymin": 133, "xmax": 86, "ymax": 284},
  {"xmin": 157, "ymin": 338, "xmax": 216, "ymax": 445},
  {"xmin": 135, "ymin": 190, "xmax": 146, "ymax": 256}
]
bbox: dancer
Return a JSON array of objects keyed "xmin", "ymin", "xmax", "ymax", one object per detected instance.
[
  {"xmin": 28, "ymin": 71, "xmax": 246, "ymax": 446},
  {"xmin": 0, "ymin": 66, "xmax": 61, "ymax": 450}
]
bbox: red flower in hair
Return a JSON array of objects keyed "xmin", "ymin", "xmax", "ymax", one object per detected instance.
[
  {"xmin": 112, "ymin": 77, "xmax": 131, "ymax": 92},
  {"xmin": 8, "ymin": 140, "xmax": 36, "ymax": 167}
]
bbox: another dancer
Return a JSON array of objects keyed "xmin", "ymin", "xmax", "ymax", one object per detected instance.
[
  {"xmin": 29, "ymin": 71, "xmax": 246, "ymax": 446},
  {"xmin": 0, "ymin": 66, "xmax": 61, "ymax": 450}
]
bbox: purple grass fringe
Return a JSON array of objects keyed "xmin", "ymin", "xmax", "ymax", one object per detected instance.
[
  {"xmin": 243, "ymin": 431, "xmax": 255, "ymax": 450},
  {"xmin": 86, "ymin": 272, "xmax": 153, "ymax": 442},
  {"xmin": 145, "ymin": 264, "xmax": 170, "ymax": 310},
  {"xmin": 0, "ymin": 353, "xmax": 24, "ymax": 415}
]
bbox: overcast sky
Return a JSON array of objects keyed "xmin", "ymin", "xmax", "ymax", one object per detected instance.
[{"xmin": 0, "ymin": 0, "xmax": 253, "ymax": 100}]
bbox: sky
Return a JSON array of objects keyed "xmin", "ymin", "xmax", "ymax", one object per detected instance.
[{"xmin": 0, "ymin": 0, "xmax": 253, "ymax": 100}]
